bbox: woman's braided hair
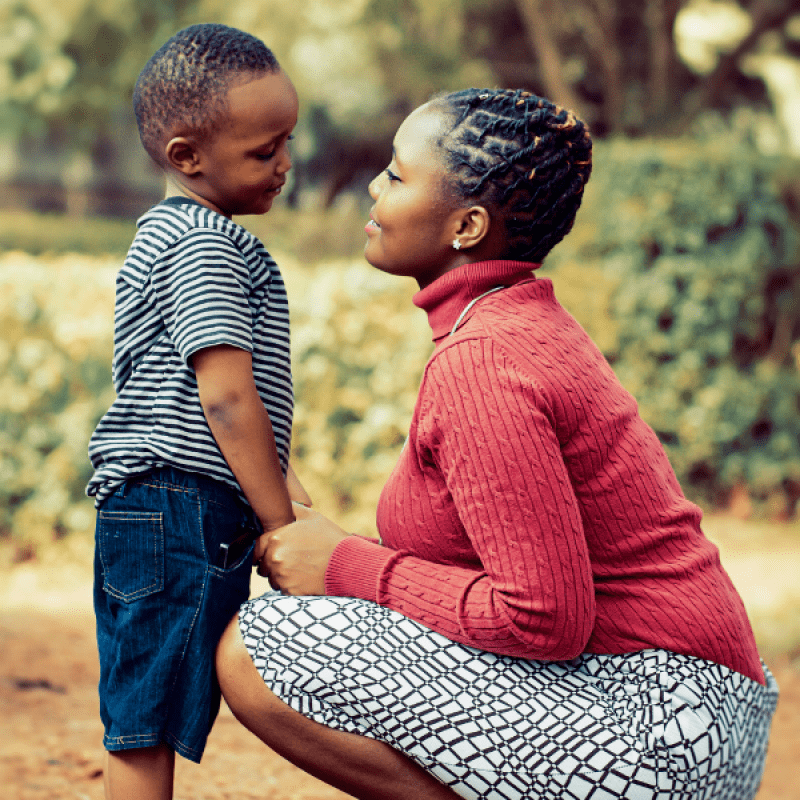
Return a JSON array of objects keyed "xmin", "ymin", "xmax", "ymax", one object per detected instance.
[
  {"xmin": 431, "ymin": 88, "xmax": 592, "ymax": 263},
  {"xmin": 134, "ymin": 24, "xmax": 280, "ymax": 166}
]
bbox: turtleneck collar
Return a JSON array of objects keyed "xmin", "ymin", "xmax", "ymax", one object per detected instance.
[{"xmin": 413, "ymin": 260, "xmax": 540, "ymax": 341}]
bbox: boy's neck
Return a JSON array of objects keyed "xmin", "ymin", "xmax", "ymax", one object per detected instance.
[{"xmin": 163, "ymin": 176, "xmax": 230, "ymax": 218}]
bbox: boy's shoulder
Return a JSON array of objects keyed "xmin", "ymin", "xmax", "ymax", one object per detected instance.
[
  {"xmin": 120, "ymin": 199, "xmax": 278, "ymax": 293},
  {"xmin": 135, "ymin": 198, "xmax": 247, "ymax": 242},
  {"xmin": 128, "ymin": 198, "xmax": 268, "ymax": 264}
]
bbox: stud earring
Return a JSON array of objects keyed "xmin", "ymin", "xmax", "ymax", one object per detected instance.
[{"xmin": 452, "ymin": 239, "xmax": 462, "ymax": 250}]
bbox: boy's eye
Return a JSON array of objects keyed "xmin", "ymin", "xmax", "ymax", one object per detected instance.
[
  {"xmin": 256, "ymin": 135, "xmax": 294, "ymax": 161},
  {"xmin": 385, "ymin": 168, "xmax": 400, "ymax": 182}
]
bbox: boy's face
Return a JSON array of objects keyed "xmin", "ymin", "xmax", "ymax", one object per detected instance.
[{"xmin": 190, "ymin": 70, "xmax": 299, "ymax": 217}]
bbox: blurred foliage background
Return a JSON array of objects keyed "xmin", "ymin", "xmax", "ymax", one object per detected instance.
[{"xmin": 1, "ymin": 0, "xmax": 800, "ymax": 561}]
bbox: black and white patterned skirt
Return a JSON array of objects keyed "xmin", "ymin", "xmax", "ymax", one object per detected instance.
[{"xmin": 239, "ymin": 593, "xmax": 778, "ymax": 800}]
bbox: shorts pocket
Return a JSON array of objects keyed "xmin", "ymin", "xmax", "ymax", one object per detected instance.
[
  {"xmin": 202, "ymin": 492, "xmax": 257, "ymax": 574},
  {"xmin": 98, "ymin": 510, "xmax": 165, "ymax": 602}
]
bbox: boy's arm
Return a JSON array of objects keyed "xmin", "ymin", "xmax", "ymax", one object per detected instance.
[{"xmin": 192, "ymin": 344, "xmax": 294, "ymax": 533}]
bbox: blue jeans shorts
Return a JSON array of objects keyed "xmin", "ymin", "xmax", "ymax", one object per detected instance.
[{"xmin": 93, "ymin": 467, "xmax": 257, "ymax": 762}]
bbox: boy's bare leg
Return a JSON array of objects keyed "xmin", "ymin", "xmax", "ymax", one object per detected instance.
[
  {"xmin": 216, "ymin": 616, "xmax": 461, "ymax": 800},
  {"xmin": 104, "ymin": 743, "xmax": 175, "ymax": 800}
]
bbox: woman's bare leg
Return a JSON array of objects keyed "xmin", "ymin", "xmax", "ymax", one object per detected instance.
[{"xmin": 216, "ymin": 615, "xmax": 461, "ymax": 800}]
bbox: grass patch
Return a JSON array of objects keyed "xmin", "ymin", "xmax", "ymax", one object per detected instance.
[
  {"xmin": 0, "ymin": 210, "xmax": 136, "ymax": 257},
  {"xmin": 240, "ymin": 199, "xmax": 370, "ymax": 265},
  {"xmin": 0, "ymin": 199, "xmax": 371, "ymax": 265}
]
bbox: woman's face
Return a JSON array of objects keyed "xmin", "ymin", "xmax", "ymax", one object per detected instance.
[{"xmin": 365, "ymin": 104, "xmax": 467, "ymax": 288}]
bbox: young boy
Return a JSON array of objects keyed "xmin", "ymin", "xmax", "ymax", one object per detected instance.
[{"xmin": 86, "ymin": 23, "xmax": 309, "ymax": 799}]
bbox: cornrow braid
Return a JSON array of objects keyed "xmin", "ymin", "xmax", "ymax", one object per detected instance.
[
  {"xmin": 431, "ymin": 88, "xmax": 592, "ymax": 263},
  {"xmin": 133, "ymin": 24, "xmax": 280, "ymax": 165}
]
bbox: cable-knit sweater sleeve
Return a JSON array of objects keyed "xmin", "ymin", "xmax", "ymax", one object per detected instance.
[{"xmin": 326, "ymin": 334, "xmax": 596, "ymax": 660}]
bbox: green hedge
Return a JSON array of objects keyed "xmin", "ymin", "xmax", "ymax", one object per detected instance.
[
  {"xmin": 0, "ymin": 253, "xmax": 118, "ymax": 557},
  {"xmin": 2, "ymin": 135, "xmax": 799, "ymax": 560},
  {"xmin": 0, "ymin": 251, "xmax": 430, "ymax": 560},
  {"xmin": 547, "ymin": 137, "xmax": 800, "ymax": 514}
]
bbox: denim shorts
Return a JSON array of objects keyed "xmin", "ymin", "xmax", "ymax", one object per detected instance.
[{"xmin": 93, "ymin": 467, "xmax": 257, "ymax": 762}]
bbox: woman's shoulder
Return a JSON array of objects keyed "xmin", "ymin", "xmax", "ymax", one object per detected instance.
[{"xmin": 433, "ymin": 280, "xmax": 592, "ymax": 367}]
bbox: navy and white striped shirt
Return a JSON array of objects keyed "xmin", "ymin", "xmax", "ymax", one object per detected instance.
[{"xmin": 87, "ymin": 197, "xmax": 293, "ymax": 508}]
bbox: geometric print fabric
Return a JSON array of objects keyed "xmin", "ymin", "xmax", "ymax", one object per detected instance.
[{"xmin": 239, "ymin": 594, "xmax": 778, "ymax": 800}]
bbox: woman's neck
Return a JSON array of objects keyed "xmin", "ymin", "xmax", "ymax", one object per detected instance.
[{"xmin": 413, "ymin": 259, "xmax": 540, "ymax": 341}]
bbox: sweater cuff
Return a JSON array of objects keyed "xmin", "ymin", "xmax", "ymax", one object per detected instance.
[{"xmin": 324, "ymin": 535, "xmax": 394, "ymax": 602}]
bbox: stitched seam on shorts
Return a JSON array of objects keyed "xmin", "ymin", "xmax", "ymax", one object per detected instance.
[
  {"xmin": 163, "ymin": 730, "xmax": 203, "ymax": 760},
  {"xmin": 165, "ymin": 491, "xmax": 206, "ymax": 699},
  {"xmin": 99, "ymin": 511, "xmax": 164, "ymax": 601},
  {"xmin": 104, "ymin": 733, "xmax": 160, "ymax": 746},
  {"xmin": 139, "ymin": 478, "xmax": 239, "ymax": 512},
  {"xmin": 139, "ymin": 479, "xmax": 195, "ymax": 495}
]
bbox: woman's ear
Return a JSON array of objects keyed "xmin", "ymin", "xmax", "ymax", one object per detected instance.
[
  {"xmin": 453, "ymin": 205, "xmax": 491, "ymax": 250},
  {"xmin": 165, "ymin": 136, "xmax": 202, "ymax": 176}
]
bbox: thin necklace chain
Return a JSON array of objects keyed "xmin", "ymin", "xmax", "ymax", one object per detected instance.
[{"xmin": 448, "ymin": 285, "xmax": 506, "ymax": 336}]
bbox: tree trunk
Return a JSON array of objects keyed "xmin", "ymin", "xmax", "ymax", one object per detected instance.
[
  {"xmin": 574, "ymin": 0, "xmax": 626, "ymax": 133},
  {"xmin": 644, "ymin": 0, "xmax": 682, "ymax": 124},
  {"xmin": 514, "ymin": 0, "xmax": 584, "ymax": 115}
]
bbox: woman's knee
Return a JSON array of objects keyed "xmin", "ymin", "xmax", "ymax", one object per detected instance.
[{"xmin": 216, "ymin": 615, "xmax": 257, "ymax": 708}]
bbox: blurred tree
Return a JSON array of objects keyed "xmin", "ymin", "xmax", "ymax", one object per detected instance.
[
  {"xmin": 259, "ymin": 0, "xmax": 800, "ymax": 199},
  {"xmin": 497, "ymin": 0, "xmax": 799, "ymax": 135},
  {"xmin": 0, "ymin": 0, "xmax": 200, "ymax": 139},
  {"xmin": 0, "ymin": 0, "xmax": 200, "ymax": 211},
  {"xmin": 1, "ymin": 0, "xmax": 798, "ymax": 207},
  {"xmin": 679, "ymin": 0, "xmax": 799, "ymax": 124},
  {"xmin": 224, "ymin": 0, "xmax": 496, "ymax": 205}
]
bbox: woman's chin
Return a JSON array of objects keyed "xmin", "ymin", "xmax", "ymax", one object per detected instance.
[{"xmin": 363, "ymin": 242, "xmax": 382, "ymax": 269}]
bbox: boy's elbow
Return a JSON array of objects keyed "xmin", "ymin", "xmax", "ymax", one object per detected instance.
[{"xmin": 200, "ymin": 387, "xmax": 249, "ymax": 427}]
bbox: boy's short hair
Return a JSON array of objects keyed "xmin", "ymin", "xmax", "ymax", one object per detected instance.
[{"xmin": 133, "ymin": 23, "xmax": 280, "ymax": 166}]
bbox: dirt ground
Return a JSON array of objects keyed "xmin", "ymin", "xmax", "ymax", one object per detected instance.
[{"xmin": 1, "ymin": 520, "xmax": 799, "ymax": 800}]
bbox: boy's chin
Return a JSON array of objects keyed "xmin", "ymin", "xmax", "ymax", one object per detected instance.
[{"xmin": 237, "ymin": 198, "xmax": 275, "ymax": 217}]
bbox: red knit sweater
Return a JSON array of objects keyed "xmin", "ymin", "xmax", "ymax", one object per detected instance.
[{"xmin": 325, "ymin": 260, "xmax": 765, "ymax": 685}]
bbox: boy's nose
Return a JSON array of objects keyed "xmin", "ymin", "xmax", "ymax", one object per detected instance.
[{"xmin": 277, "ymin": 146, "xmax": 292, "ymax": 175}]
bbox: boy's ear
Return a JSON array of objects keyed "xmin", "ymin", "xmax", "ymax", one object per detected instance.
[
  {"xmin": 454, "ymin": 205, "xmax": 491, "ymax": 250},
  {"xmin": 165, "ymin": 136, "xmax": 202, "ymax": 176}
]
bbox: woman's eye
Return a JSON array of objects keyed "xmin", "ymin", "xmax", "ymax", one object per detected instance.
[{"xmin": 385, "ymin": 168, "xmax": 400, "ymax": 182}]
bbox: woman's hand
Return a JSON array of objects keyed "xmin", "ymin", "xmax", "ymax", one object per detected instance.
[{"xmin": 258, "ymin": 503, "xmax": 352, "ymax": 595}]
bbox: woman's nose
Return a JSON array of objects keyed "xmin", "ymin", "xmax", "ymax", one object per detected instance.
[{"xmin": 368, "ymin": 173, "xmax": 382, "ymax": 198}]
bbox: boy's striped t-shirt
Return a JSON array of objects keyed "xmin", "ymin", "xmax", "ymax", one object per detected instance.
[{"xmin": 87, "ymin": 197, "xmax": 293, "ymax": 508}]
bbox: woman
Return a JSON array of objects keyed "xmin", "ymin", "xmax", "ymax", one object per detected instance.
[{"xmin": 216, "ymin": 89, "xmax": 778, "ymax": 800}]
